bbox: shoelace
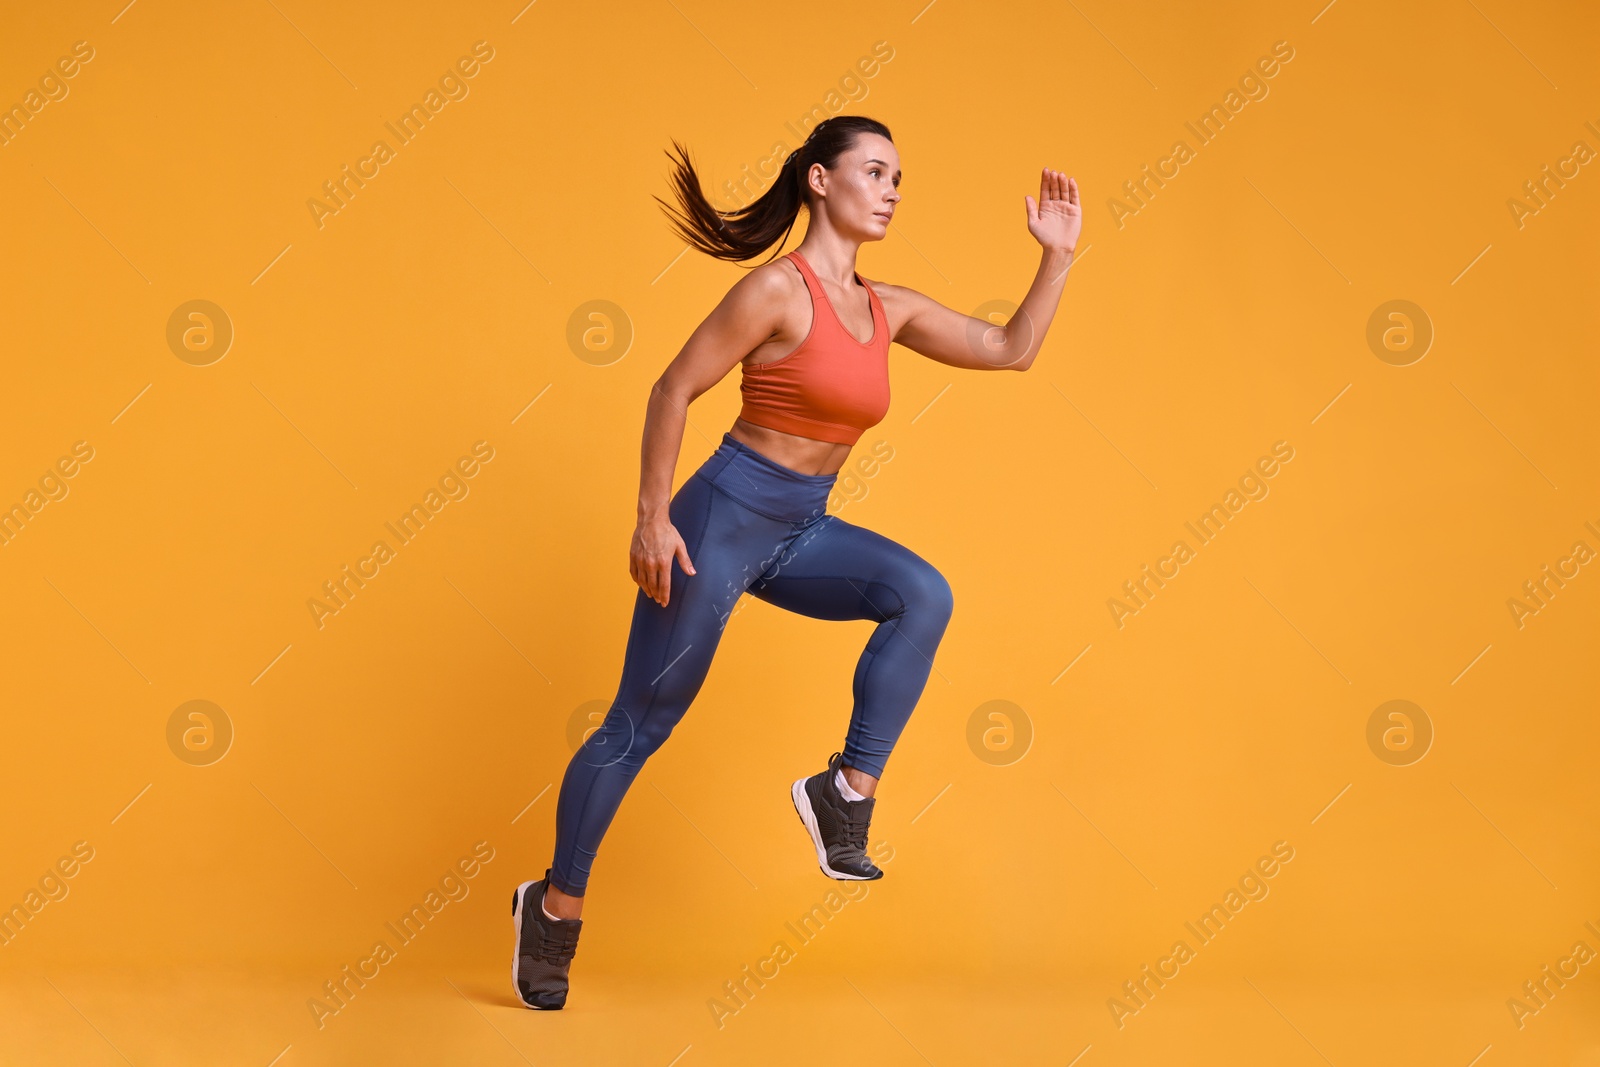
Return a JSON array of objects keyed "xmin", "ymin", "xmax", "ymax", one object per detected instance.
[
  {"xmin": 839, "ymin": 804, "xmax": 871, "ymax": 853},
  {"xmin": 535, "ymin": 921, "xmax": 581, "ymax": 964}
]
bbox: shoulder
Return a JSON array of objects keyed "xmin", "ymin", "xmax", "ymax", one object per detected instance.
[
  {"xmin": 852, "ymin": 275, "xmax": 948, "ymax": 345},
  {"xmin": 696, "ymin": 255, "xmax": 814, "ymax": 351},
  {"xmin": 854, "ymin": 274, "xmax": 924, "ymax": 318},
  {"xmin": 713, "ymin": 254, "xmax": 804, "ymax": 316},
  {"xmin": 855, "ymin": 273, "xmax": 907, "ymax": 302},
  {"xmin": 726, "ymin": 253, "xmax": 805, "ymax": 304}
]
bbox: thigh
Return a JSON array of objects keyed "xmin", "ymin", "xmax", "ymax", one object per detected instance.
[
  {"xmin": 743, "ymin": 513, "xmax": 949, "ymax": 623},
  {"xmin": 612, "ymin": 474, "xmax": 800, "ymax": 700}
]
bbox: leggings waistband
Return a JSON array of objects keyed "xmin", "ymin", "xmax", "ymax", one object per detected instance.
[{"xmin": 693, "ymin": 432, "xmax": 836, "ymax": 524}]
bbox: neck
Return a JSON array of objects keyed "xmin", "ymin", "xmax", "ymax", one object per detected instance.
[{"xmin": 794, "ymin": 237, "xmax": 862, "ymax": 287}]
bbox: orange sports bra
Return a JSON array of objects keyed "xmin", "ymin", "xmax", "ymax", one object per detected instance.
[{"xmin": 737, "ymin": 249, "xmax": 891, "ymax": 447}]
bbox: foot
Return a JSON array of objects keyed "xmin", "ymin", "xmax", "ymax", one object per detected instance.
[
  {"xmin": 511, "ymin": 870, "xmax": 583, "ymax": 1009},
  {"xmin": 790, "ymin": 751, "xmax": 883, "ymax": 880}
]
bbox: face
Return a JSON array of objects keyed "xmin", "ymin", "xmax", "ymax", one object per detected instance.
[{"xmin": 811, "ymin": 133, "xmax": 901, "ymax": 240}]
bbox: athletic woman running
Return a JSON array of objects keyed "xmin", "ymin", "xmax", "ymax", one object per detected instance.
[{"xmin": 513, "ymin": 114, "xmax": 1081, "ymax": 1009}]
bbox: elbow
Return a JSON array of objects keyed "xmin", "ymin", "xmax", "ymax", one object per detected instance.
[
  {"xmin": 999, "ymin": 319, "xmax": 1038, "ymax": 371},
  {"xmin": 651, "ymin": 376, "xmax": 701, "ymax": 408},
  {"xmin": 999, "ymin": 344, "xmax": 1035, "ymax": 372}
]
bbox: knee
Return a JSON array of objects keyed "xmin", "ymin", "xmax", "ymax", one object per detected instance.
[
  {"xmin": 632, "ymin": 713, "xmax": 678, "ymax": 758},
  {"xmin": 932, "ymin": 569, "xmax": 954, "ymax": 622},
  {"xmin": 581, "ymin": 706, "xmax": 675, "ymax": 770},
  {"xmin": 907, "ymin": 562, "xmax": 954, "ymax": 623}
]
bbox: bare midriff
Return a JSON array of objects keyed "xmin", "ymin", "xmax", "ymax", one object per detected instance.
[
  {"xmin": 728, "ymin": 417, "xmax": 854, "ymax": 477},
  {"xmin": 728, "ymin": 252, "xmax": 886, "ymax": 477}
]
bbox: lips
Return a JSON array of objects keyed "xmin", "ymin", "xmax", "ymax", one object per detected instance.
[{"xmin": 874, "ymin": 212, "xmax": 892, "ymax": 222}]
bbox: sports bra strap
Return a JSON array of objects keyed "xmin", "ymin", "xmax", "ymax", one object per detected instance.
[
  {"xmin": 785, "ymin": 250, "xmax": 828, "ymax": 299},
  {"xmin": 787, "ymin": 250, "xmax": 879, "ymax": 340}
]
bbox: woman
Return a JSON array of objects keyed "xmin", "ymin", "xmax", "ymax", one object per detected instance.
[{"xmin": 513, "ymin": 115, "xmax": 1081, "ymax": 1009}]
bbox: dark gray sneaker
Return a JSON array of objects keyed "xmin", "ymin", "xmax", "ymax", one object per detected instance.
[
  {"xmin": 790, "ymin": 751, "xmax": 883, "ymax": 880},
  {"xmin": 511, "ymin": 870, "xmax": 582, "ymax": 1010}
]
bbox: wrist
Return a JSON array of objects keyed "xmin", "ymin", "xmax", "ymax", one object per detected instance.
[{"xmin": 1041, "ymin": 245, "xmax": 1075, "ymax": 279}]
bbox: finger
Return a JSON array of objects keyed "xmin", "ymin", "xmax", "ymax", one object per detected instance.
[
  {"xmin": 1040, "ymin": 167, "xmax": 1049, "ymax": 205},
  {"xmin": 1025, "ymin": 194, "xmax": 1037, "ymax": 222},
  {"xmin": 1067, "ymin": 175, "xmax": 1078, "ymax": 205},
  {"xmin": 1052, "ymin": 169, "xmax": 1064, "ymax": 201},
  {"xmin": 675, "ymin": 539, "xmax": 696, "ymax": 576}
]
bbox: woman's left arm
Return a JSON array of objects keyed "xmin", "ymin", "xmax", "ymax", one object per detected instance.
[{"xmin": 886, "ymin": 168, "xmax": 1080, "ymax": 372}]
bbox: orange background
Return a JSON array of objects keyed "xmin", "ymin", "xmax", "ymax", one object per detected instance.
[{"xmin": 2, "ymin": 0, "xmax": 1597, "ymax": 1064}]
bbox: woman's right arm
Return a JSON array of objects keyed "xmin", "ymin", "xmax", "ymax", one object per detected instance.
[{"xmin": 631, "ymin": 263, "xmax": 791, "ymax": 607}]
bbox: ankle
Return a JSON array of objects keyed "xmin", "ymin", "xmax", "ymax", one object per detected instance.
[
  {"xmin": 542, "ymin": 883, "xmax": 583, "ymax": 922},
  {"xmin": 835, "ymin": 768, "xmax": 871, "ymax": 802}
]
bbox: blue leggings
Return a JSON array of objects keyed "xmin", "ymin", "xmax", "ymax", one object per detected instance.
[{"xmin": 548, "ymin": 432, "xmax": 954, "ymax": 896}]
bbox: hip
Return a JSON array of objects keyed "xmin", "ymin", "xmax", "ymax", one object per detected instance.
[{"xmin": 691, "ymin": 432, "xmax": 837, "ymax": 525}]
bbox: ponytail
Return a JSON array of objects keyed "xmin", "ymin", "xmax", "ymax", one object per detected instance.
[{"xmin": 654, "ymin": 115, "xmax": 894, "ymax": 264}]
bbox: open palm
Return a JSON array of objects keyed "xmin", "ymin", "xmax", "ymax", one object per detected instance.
[{"xmin": 1025, "ymin": 169, "xmax": 1081, "ymax": 252}]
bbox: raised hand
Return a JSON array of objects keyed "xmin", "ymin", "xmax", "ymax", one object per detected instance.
[{"xmin": 1025, "ymin": 168, "xmax": 1081, "ymax": 253}]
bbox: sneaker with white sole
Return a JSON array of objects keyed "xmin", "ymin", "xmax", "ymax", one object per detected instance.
[
  {"xmin": 790, "ymin": 751, "xmax": 883, "ymax": 880},
  {"xmin": 511, "ymin": 870, "xmax": 582, "ymax": 1009}
]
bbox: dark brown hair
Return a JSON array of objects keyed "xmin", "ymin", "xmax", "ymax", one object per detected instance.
[{"xmin": 655, "ymin": 115, "xmax": 894, "ymax": 264}]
